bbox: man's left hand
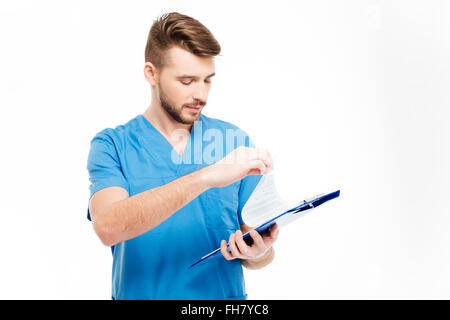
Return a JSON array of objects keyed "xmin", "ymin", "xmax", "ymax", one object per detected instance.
[{"xmin": 220, "ymin": 223, "xmax": 279, "ymax": 261}]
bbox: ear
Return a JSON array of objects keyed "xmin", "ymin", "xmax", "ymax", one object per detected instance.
[{"xmin": 144, "ymin": 62, "xmax": 159, "ymax": 86}]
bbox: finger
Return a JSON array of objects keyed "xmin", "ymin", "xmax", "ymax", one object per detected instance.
[
  {"xmin": 264, "ymin": 149, "xmax": 275, "ymax": 172},
  {"xmin": 257, "ymin": 148, "xmax": 273, "ymax": 170},
  {"xmin": 270, "ymin": 223, "xmax": 279, "ymax": 240},
  {"xmin": 228, "ymin": 233, "xmax": 243, "ymax": 258},
  {"xmin": 247, "ymin": 159, "xmax": 267, "ymax": 175},
  {"xmin": 220, "ymin": 239, "xmax": 234, "ymax": 260},
  {"xmin": 234, "ymin": 230, "xmax": 251, "ymax": 256},
  {"xmin": 249, "ymin": 229, "xmax": 266, "ymax": 249},
  {"xmin": 264, "ymin": 224, "xmax": 279, "ymax": 246}
]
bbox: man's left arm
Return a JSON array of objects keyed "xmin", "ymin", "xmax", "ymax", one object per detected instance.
[{"xmin": 220, "ymin": 223, "xmax": 279, "ymax": 270}]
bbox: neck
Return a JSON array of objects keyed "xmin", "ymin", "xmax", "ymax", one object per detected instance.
[{"xmin": 143, "ymin": 102, "xmax": 193, "ymax": 138}]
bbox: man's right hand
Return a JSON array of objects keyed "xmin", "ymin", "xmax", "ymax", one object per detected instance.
[{"xmin": 201, "ymin": 146, "xmax": 273, "ymax": 188}]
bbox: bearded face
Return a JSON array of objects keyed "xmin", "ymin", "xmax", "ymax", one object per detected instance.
[{"xmin": 158, "ymin": 82, "xmax": 206, "ymax": 125}]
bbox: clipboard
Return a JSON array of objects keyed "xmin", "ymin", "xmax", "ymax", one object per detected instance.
[{"xmin": 189, "ymin": 189, "xmax": 340, "ymax": 268}]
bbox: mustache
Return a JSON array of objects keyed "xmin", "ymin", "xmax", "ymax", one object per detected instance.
[{"xmin": 184, "ymin": 101, "xmax": 206, "ymax": 107}]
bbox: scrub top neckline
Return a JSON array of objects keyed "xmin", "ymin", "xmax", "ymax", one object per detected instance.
[
  {"xmin": 139, "ymin": 114, "xmax": 195, "ymax": 158},
  {"xmin": 138, "ymin": 114, "xmax": 204, "ymax": 176}
]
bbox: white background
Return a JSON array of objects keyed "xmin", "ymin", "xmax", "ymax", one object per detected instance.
[{"xmin": 0, "ymin": 0, "xmax": 449, "ymax": 299}]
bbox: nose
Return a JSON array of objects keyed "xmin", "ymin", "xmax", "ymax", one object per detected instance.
[{"xmin": 192, "ymin": 82, "xmax": 208, "ymax": 103}]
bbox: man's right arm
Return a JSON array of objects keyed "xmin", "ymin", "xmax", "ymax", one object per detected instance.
[{"xmin": 89, "ymin": 146, "xmax": 273, "ymax": 247}]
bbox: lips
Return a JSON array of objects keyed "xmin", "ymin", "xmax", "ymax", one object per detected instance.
[{"xmin": 186, "ymin": 105, "xmax": 202, "ymax": 110}]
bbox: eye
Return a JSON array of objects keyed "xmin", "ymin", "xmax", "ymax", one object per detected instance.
[{"xmin": 181, "ymin": 80, "xmax": 192, "ymax": 85}]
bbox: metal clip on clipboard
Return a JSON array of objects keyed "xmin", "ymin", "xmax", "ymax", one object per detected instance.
[{"xmin": 295, "ymin": 193, "xmax": 325, "ymax": 212}]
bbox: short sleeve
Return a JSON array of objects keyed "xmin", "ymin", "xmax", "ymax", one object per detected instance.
[
  {"xmin": 86, "ymin": 130, "xmax": 128, "ymax": 221},
  {"xmin": 236, "ymin": 133, "xmax": 263, "ymax": 225}
]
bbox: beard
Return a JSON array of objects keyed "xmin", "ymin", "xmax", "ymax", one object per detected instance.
[{"xmin": 159, "ymin": 84, "xmax": 204, "ymax": 125}]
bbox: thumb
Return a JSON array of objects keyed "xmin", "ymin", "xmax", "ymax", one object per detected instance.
[{"xmin": 246, "ymin": 159, "xmax": 266, "ymax": 175}]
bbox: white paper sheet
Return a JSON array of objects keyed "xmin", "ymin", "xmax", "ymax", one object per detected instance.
[{"xmin": 241, "ymin": 172, "xmax": 295, "ymax": 227}]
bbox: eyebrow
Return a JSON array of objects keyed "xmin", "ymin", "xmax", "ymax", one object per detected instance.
[{"xmin": 176, "ymin": 72, "xmax": 216, "ymax": 80}]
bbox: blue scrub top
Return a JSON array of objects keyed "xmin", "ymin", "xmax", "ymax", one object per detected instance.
[{"xmin": 86, "ymin": 114, "xmax": 262, "ymax": 300}]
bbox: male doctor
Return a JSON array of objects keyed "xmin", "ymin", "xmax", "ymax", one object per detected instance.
[{"xmin": 87, "ymin": 12, "xmax": 279, "ymax": 300}]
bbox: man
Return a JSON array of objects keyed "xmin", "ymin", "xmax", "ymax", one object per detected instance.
[{"xmin": 87, "ymin": 12, "xmax": 279, "ymax": 300}]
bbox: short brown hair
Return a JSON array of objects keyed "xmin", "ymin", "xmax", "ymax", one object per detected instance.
[{"xmin": 145, "ymin": 12, "xmax": 221, "ymax": 70}]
